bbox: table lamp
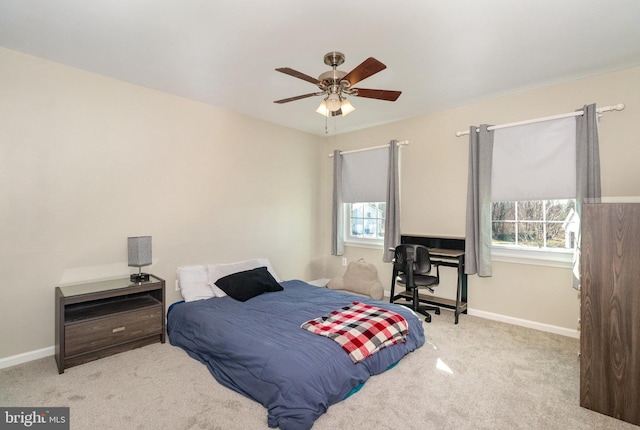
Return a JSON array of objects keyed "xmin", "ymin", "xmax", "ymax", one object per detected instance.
[{"xmin": 128, "ymin": 236, "xmax": 152, "ymax": 282}]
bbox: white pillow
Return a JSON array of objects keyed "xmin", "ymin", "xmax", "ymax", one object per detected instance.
[
  {"xmin": 177, "ymin": 265, "xmax": 215, "ymax": 302},
  {"xmin": 207, "ymin": 258, "xmax": 281, "ymax": 297}
]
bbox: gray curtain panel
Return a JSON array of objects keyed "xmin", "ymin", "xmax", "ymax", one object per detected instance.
[
  {"xmin": 383, "ymin": 140, "xmax": 400, "ymax": 263},
  {"xmin": 331, "ymin": 150, "xmax": 344, "ymax": 256},
  {"xmin": 573, "ymin": 103, "xmax": 601, "ymax": 288},
  {"xmin": 465, "ymin": 125, "xmax": 494, "ymax": 277}
]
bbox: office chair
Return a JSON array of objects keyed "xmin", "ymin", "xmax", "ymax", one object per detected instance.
[{"xmin": 390, "ymin": 244, "xmax": 441, "ymax": 323}]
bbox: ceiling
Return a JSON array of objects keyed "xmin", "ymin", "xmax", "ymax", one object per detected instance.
[{"xmin": 2, "ymin": 1, "xmax": 640, "ymax": 136}]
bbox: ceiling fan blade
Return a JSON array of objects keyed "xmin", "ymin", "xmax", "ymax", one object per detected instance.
[
  {"xmin": 352, "ymin": 88, "xmax": 402, "ymax": 101},
  {"xmin": 274, "ymin": 93, "xmax": 318, "ymax": 104},
  {"xmin": 342, "ymin": 57, "xmax": 386, "ymax": 86},
  {"xmin": 275, "ymin": 67, "xmax": 320, "ymax": 85}
]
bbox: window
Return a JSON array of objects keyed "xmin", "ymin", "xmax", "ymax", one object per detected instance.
[
  {"xmin": 345, "ymin": 202, "xmax": 386, "ymax": 245},
  {"xmin": 491, "ymin": 199, "xmax": 577, "ymax": 266}
]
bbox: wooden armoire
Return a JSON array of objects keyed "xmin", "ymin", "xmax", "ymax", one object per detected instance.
[{"xmin": 580, "ymin": 202, "xmax": 640, "ymax": 426}]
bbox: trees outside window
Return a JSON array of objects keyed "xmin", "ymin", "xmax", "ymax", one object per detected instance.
[{"xmin": 492, "ymin": 199, "xmax": 577, "ymax": 249}]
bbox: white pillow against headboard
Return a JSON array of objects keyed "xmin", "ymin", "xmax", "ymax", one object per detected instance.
[
  {"xmin": 207, "ymin": 258, "xmax": 281, "ymax": 297},
  {"xmin": 177, "ymin": 265, "xmax": 214, "ymax": 302}
]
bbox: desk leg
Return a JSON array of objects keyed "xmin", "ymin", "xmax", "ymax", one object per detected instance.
[
  {"xmin": 454, "ymin": 256, "xmax": 464, "ymax": 324},
  {"xmin": 454, "ymin": 271, "xmax": 460, "ymax": 324}
]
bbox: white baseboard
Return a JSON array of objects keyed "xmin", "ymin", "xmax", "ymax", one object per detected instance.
[
  {"xmin": 467, "ymin": 308, "xmax": 580, "ymax": 339},
  {"xmin": 0, "ymin": 346, "xmax": 54, "ymax": 370}
]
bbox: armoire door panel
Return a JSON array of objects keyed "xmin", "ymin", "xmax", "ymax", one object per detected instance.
[{"xmin": 580, "ymin": 203, "xmax": 640, "ymax": 426}]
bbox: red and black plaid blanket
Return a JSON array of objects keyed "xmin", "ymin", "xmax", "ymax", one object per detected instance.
[{"xmin": 300, "ymin": 301, "xmax": 409, "ymax": 363}]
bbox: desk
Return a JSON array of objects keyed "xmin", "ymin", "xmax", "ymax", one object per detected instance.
[{"xmin": 397, "ymin": 235, "xmax": 467, "ymax": 324}]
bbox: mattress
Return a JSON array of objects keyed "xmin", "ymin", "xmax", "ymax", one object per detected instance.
[{"xmin": 167, "ymin": 279, "xmax": 425, "ymax": 429}]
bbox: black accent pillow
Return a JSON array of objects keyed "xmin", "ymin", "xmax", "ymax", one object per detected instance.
[{"xmin": 214, "ymin": 266, "xmax": 283, "ymax": 302}]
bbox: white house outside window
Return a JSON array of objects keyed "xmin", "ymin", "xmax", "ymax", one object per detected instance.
[{"xmin": 345, "ymin": 202, "xmax": 386, "ymax": 245}]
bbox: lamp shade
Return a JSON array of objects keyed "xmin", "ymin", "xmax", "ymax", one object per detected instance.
[
  {"xmin": 316, "ymin": 100, "xmax": 330, "ymax": 117},
  {"xmin": 340, "ymin": 99, "xmax": 355, "ymax": 116},
  {"xmin": 128, "ymin": 236, "xmax": 152, "ymax": 267}
]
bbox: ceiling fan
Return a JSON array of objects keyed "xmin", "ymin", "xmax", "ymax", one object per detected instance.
[{"xmin": 274, "ymin": 52, "xmax": 402, "ymax": 117}]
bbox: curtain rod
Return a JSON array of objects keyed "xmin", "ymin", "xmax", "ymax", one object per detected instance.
[
  {"xmin": 328, "ymin": 140, "xmax": 409, "ymax": 157},
  {"xmin": 455, "ymin": 103, "xmax": 625, "ymax": 137}
]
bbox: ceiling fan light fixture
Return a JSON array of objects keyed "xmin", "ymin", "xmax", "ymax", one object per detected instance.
[
  {"xmin": 315, "ymin": 100, "xmax": 330, "ymax": 117},
  {"xmin": 340, "ymin": 99, "xmax": 355, "ymax": 116},
  {"xmin": 325, "ymin": 93, "xmax": 342, "ymax": 112},
  {"xmin": 275, "ymin": 52, "xmax": 401, "ymax": 119}
]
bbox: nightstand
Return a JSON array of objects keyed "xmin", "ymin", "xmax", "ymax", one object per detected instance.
[{"xmin": 55, "ymin": 275, "xmax": 165, "ymax": 374}]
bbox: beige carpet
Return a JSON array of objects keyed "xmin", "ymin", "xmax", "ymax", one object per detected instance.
[{"xmin": 1, "ymin": 311, "xmax": 637, "ymax": 430}]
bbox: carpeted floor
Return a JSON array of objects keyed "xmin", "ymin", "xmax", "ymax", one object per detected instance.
[{"xmin": 1, "ymin": 311, "xmax": 637, "ymax": 430}]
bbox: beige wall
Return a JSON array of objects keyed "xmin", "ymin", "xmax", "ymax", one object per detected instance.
[
  {"xmin": 0, "ymin": 48, "xmax": 323, "ymax": 358},
  {"xmin": 321, "ymin": 66, "xmax": 640, "ymax": 333}
]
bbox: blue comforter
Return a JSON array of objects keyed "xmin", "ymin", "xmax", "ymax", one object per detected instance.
[{"xmin": 167, "ymin": 280, "xmax": 425, "ymax": 430}]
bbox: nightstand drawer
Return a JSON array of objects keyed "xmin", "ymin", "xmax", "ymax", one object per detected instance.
[{"xmin": 65, "ymin": 307, "xmax": 162, "ymax": 356}]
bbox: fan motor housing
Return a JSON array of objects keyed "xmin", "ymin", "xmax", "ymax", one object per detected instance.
[
  {"xmin": 318, "ymin": 70, "xmax": 347, "ymax": 86},
  {"xmin": 319, "ymin": 52, "xmax": 349, "ymax": 90}
]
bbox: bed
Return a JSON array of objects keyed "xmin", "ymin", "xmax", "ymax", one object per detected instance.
[{"xmin": 167, "ymin": 260, "xmax": 425, "ymax": 430}]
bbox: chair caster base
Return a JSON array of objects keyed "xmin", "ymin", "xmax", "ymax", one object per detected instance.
[
  {"xmin": 424, "ymin": 314, "xmax": 431, "ymax": 323},
  {"xmin": 435, "ymin": 308, "xmax": 441, "ymax": 315}
]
